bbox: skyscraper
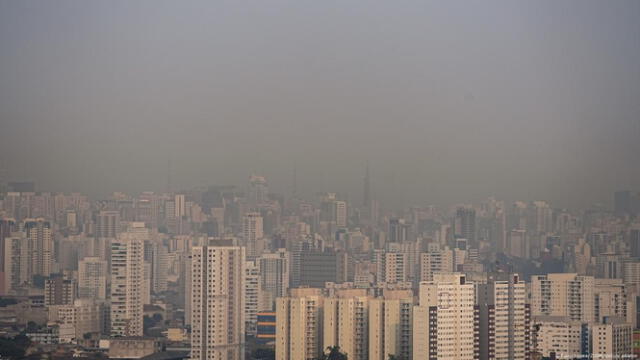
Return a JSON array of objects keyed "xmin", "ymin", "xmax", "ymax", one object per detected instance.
[
  {"xmin": 190, "ymin": 241, "xmax": 245, "ymax": 360},
  {"xmin": 110, "ymin": 222, "xmax": 146, "ymax": 337}
]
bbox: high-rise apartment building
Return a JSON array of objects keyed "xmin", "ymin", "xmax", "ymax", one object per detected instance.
[
  {"xmin": 245, "ymin": 261, "xmax": 261, "ymax": 336},
  {"xmin": 476, "ymin": 274, "xmax": 528, "ymax": 360},
  {"xmin": 190, "ymin": 241, "xmax": 245, "ymax": 360},
  {"xmin": 413, "ymin": 273, "xmax": 478, "ymax": 360},
  {"xmin": 533, "ymin": 317, "xmax": 584, "ymax": 358},
  {"xmin": 243, "ymin": 212, "xmax": 264, "ymax": 260},
  {"xmin": 48, "ymin": 298, "xmax": 107, "ymax": 341},
  {"xmin": 174, "ymin": 194, "xmax": 186, "ymax": 218},
  {"xmin": 299, "ymin": 250, "xmax": 346, "ymax": 287},
  {"xmin": 369, "ymin": 290, "xmax": 415, "ymax": 360},
  {"xmin": 45, "ymin": 276, "xmax": 77, "ymax": 306},
  {"xmin": 594, "ymin": 279, "xmax": 632, "ymax": 325},
  {"xmin": 78, "ymin": 256, "xmax": 108, "ymax": 300},
  {"xmin": 96, "ymin": 210, "xmax": 119, "ymax": 239},
  {"xmin": 630, "ymin": 226, "xmax": 640, "ymax": 258},
  {"xmin": 388, "ymin": 218, "xmax": 409, "ymax": 243},
  {"xmin": 0, "ymin": 218, "xmax": 16, "ymax": 295},
  {"xmin": 258, "ymin": 249, "xmax": 290, "ymax": 305},
  {"xmin": 623, "ymin": 260, "xmax": 640, "ymax": 287},
  {"xmin": 25, "ymin": 218, "xmax": 53, "ymax": 278},
  {"xmin": 530, "ymin": 201, "xmax": 552, "ymax": 235},
  {"xmin": 110, "ymin": 222, "xmax": 146, "ymax": 337},
  {"xmin": 508, "ymin": 229, "xmax": 527, "ymax": 259},
  {"xmin": 276, "ymin": 288, "xmax": 324, "ymax": 360},
  {"xmin": 334, "ymin": 200, "xmax": 347, "ymax": 228},
  {"xmin": 454, "ymin": 207, "xmax": 476, "ymax": 243},
  {"xmin": 419, "ymin": 244, "xmax": 453, "ymax": 282},
  {"xmin": 589, "ymin": 318, "xmax": 633, "ymax": 357},
  {"xmin": 531, "ymin": 273, "xmax": 595, "ymax": 323},
  {"xmin": 150, "ymin": 242, "xmax": 168, "ymax": 294},
  {"xmin": 323, "ymin": 291, "xmax": 370, "ymax": 360},
  {"xmin": 375, "ymin": 250, "xmax": 409, "ymax": 284},
  {"xmin": 533, "ymin": 316, "xmax": 633, "ymax": 359},
  {"xmin": 3, "ymin": 232, "xmax": 29, "ymax": 294}
]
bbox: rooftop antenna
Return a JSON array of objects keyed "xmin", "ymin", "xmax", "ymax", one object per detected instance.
[
  {"xmin": 292, "ymin": 162, "xmax": 298, "ymax": 198},
  {"xmin": 167, "ymin": 158, "xmax": 172, "ymax": 194},
  {"xmin": 363, "ymin": 160, "xmax": 371, "ymax": 207}
]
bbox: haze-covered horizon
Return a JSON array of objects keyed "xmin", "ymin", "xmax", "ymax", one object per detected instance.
[{"xmin": 1, "ymin": 0, "xmax": 639, "ymax": 209}]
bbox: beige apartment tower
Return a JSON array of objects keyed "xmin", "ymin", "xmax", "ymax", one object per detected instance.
[
  {"xmin": 276, "ymin": 288, "xmax": 324, "ymax": 360},
  {"xmin": 413, "ymin": 273, "xmax": 478, "ymax": 360},
  {"xmin": 110, "ymin": 222, "xmax": 146, "ymax": 337},
  {"xmin": 190, "ymin": 242, "xmax": 246, "ymax": 360}
]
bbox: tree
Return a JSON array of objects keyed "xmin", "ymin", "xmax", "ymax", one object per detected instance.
[
  {"xmin": 321, "ymin": 346, "xmax": 348, "ymax": 360},
  {"xmin": 26, "ymin": 321, "xmax": 38, "ymax": 332},
  {"xmin": 0, "ymin": 335, "xmax": 31, "ymax": 359}
]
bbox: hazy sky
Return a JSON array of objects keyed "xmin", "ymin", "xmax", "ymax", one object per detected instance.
[{"xmin": 0, "ymin": 0, "xmax": 639, "ymax": 209}]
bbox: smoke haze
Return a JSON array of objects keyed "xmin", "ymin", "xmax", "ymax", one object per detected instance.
[{"xmin": 1, "ymin": 0, "xmax": 639, "ymax": 208}]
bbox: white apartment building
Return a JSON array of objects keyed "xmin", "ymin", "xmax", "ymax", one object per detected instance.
[
  {"xmin": 323, "ymin": 294, "xmax": 369, "ymax": 360},
  {"xmin": 245, "ymin": 261, "xmax": 261, "ymax": 336},
  {"xmin": 369, "ymin": 290, "xmax": 414, "ymax": 360},
  {"xmin": 276, "ymin": 288, "xmax": 324, "ymax": 360},
  {"xmin": 259, "ymin": 249, "xmax": 290, "ymax": 306},
  {"xmin": 375, "ymin": 250, "xmax": 409, "ymax": 284},
  {"xmin": 190, "ymin": 242, "xmax": 245, "ymax": 360},
  {"xmin": 48, "ymin": 298, "xmax": 106, "ymax": 342},
  {"xmin": 533, "ymin": 316, "xmax": 584, "ymax": 359},
  {"xmin": 419, "ymin": 244, "xmax": 453, "ymax": 282},
  {"xmin": 413, "ymin": 273, "xmax": 477, "ymax": 360},
  {"xmin": 78, "ymin": 256, "xmax": 108, "ymax": 300},
  {"xmin": 3, "ymin": 232, "xmax": 30, "ymax": 294},
  {"xmin": 110, "ymin": 222, "xmax": 146, "ymax": 337},
  {"xmin": 590, "ymin": 318, "xmax": 633, "ymax": 358},
  {"xmin": 243, "ymin": 212, "xmax": 264, "ymax": 260},
  {"xmin": 531, "ymin": 273, "xmax": 595, "ymax": 323},
  {"xmin": 25, "ymin": 218, "xmax": 53, "ymax": 277}
]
